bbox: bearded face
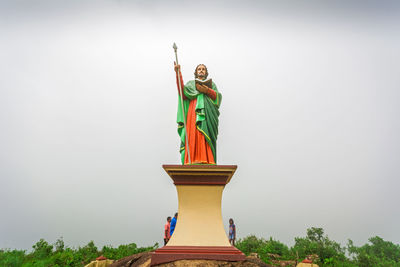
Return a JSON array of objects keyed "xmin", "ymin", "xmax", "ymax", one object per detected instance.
[{"xmin": 194, "ymin": 64, "xmax": 208, "ymax": 80}]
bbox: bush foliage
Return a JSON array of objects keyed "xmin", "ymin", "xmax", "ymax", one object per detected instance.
[
  {"xmin": 236, "ymin": 227, "xmax": 400, "ymax": 267},
  {"xmin": 0, "ymin": 238, "xmax": 158, "ymax": 267},
  {"xmin": 1, "ymin": 228, "xmax": 400, "ymax": 266}
]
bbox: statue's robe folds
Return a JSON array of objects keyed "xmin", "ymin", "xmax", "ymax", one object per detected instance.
[{"xmin": 176, "ymin": 74, "xmax": 222, "ymax": 165}]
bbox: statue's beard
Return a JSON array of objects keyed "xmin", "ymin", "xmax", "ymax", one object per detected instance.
[{"xmin": 197, "ymin": 73, "xmax": 206, "ymax": 79}]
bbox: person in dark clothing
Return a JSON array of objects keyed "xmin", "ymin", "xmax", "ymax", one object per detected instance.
[{"xmin": 229, "ymin": 218, "xmax": 236, "ymax": 246}]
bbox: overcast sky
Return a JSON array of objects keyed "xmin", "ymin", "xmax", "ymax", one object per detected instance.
[{"xmin": 1, "ymin": 0, "xmax": 400, "ymax": 251}]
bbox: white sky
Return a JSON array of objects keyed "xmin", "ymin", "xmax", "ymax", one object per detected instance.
[{"xmin": 1, "ymin": 0, "xmax": 400, "ymax": 251}]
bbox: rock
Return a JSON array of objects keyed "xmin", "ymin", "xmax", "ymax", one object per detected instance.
[
  {"xmin": 85, "ymin": 259, "xmax": 115, "ymax": 267},
  {"xmin": 267, "ymin": 253, "xmax": 280, "ymax": 260},
  {"xmin": 109, "ymin": 252, "xmax": 273, "ymax": 267},
  {"xmin": 109, "ymin": 252, "xmax": 152, "ymax": 267},
  {"xmin": 270, "ymin": 259, "xmax": 297, "ymax": 267}
]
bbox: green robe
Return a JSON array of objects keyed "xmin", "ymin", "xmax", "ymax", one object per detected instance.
[{"xmin": 177, "ymin": 80, "xmax": 222, "ymax": 164}]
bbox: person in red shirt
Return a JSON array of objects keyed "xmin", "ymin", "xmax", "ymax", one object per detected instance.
[{"xmin": 164, "ymin": 216, "xmax": 172, "ymax": 245}]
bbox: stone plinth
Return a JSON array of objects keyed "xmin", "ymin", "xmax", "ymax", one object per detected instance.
[{"xmin": 150, "ymin": 165, "xmax": 245, "ymax": 266}]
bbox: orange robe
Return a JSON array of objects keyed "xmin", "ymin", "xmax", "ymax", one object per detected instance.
[{"xmin": 184, "ymin": 98, "xmax": 215, "ymax": 164}]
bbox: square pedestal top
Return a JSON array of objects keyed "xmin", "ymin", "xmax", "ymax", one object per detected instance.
[{"xmin": 162, "ymin": 165, "xmax": 237, "ymax": 185}]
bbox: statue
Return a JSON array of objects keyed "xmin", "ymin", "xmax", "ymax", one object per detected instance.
[{"xmin": 173, "ymin": 44, "xmax": 222, "ymax": 165}]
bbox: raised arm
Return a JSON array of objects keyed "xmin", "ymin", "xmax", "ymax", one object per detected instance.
[{"xmin": 174, "ymin": 63, "xmax": 186, "ymax": 99}]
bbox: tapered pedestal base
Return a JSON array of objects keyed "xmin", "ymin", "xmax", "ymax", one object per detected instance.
[{"xmin": 151, "ymin": 165, "xmax": 245, "ymax": 266}]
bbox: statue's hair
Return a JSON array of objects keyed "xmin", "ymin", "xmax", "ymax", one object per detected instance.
[{"xmin": 194, "ymin": 64, "xmax": 208, "ymax": 79}]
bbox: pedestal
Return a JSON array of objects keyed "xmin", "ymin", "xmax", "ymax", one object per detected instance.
[{"xmin": 151, "ymin": 165, "xmax": 245, "ymax": 266}]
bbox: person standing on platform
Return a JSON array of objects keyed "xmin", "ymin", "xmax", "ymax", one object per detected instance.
[
  {"xmin": 229, "ymin": 218, "xmax": 236, "ymax": 246},
  {"xmin": 164, "ymin": 216, "xmax": 171, "ymax": 245},
  {"xmin": 170, "ymin": 212, "xmax": 178, "ymax": 236}
]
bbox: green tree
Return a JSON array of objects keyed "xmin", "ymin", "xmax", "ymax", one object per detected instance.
[
  {"xmin": 31, "ymin": 239, "xmax": 53, "ymax": 260},
  {"xmin": 292, "ymin": 227, "xmax": 347, "ymax": 265},
  {"xmin": 236, "ymin": 235, "xmax": 267, "ymax": 256},
  {"xmin": 54, "ymin": 237, "xmax": 64, "ymax": 253},
  {"xmin": 0, "ymin": 249, "xmax": 26, "ymax": 267},
  {"xmin": 236, "ymin": 235, "xmax": 292, "ymax": 263},
  {"xmin": 101, "ymin": 242, "xmax": 158, "ymax": 260},
  {"xmin": 262, "ymin": 237, "xmax": 291, "ymax": 259},
  {"xmin": 348, "ymin": 236, "xmax": 400, "ymax": 267},
  {"xmin": 75, "ymin": 240, "xmax": 99, "ymax": 265},
  {"xmin": 0, "ymin": 238, "xmax": 158, "ymax": 267}
]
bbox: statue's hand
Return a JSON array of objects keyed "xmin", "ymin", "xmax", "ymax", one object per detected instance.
[
  {"xmin": 174, "ymin": 62, "xmax": 180, "ymax": 73},
  {"xmin": 196, "ymin": 84, "xmax": 209, "ymax": 93}
]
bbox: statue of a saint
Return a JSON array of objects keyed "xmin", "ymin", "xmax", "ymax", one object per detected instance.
[{"xmin": 174, "ymin": 63, "xmax": 222, "ymax": 165}]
